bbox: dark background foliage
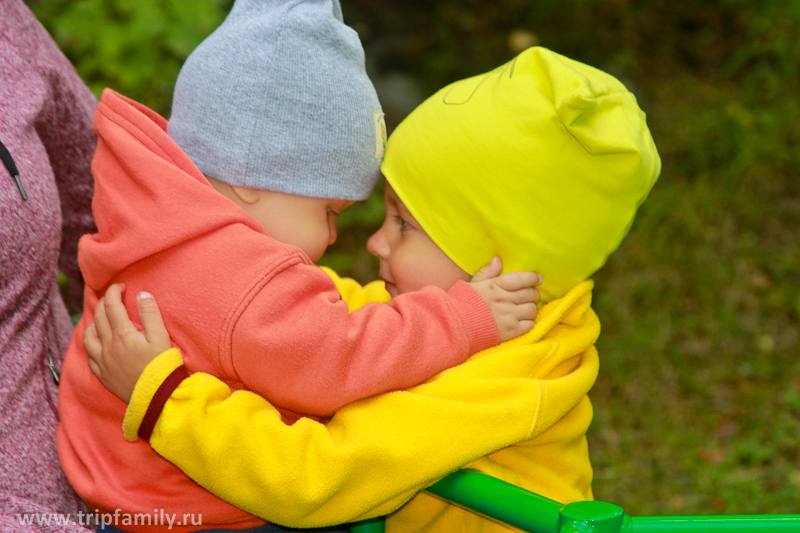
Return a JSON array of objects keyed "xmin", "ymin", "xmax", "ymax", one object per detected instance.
[{"xmin": 30, "ymin": 0, "xmax": 800, "ymax": 515}]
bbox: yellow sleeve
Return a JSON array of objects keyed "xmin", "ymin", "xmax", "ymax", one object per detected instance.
[
  {"xmin": 320, "ymin": 266, "xmax": 391, "ymax": 312},
  {"xmin": 122, "ymin": 348, "xmax": 184, "ymax": 442},
  {"xmin": 130, "ymin": 351, "xmax": 542, "ymax": 528}
]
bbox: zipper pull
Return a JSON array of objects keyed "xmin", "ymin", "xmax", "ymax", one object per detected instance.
[
  {"xmin": 12, "ymin": 173, "xmax": 28, "ymax": 201},
  {"xmin": 0, "ymin": 139, "xmax": 28, "ymax": 201}
]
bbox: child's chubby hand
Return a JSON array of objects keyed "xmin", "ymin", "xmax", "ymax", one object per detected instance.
[
  {"xmin": 83, "ymin": 283, "xmax": 173, "ymax": 403},
  {"xmin": 468, "ymin": 256, "xmax": 542, "ymax": 344}
]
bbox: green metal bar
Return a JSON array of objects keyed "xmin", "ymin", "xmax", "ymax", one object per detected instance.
[
  {"xmin": 630, "ymin": 515, "xmax": 800, "ymax": 533},
  {"xmin": 301, "ymin": 474, "xmax": 800, "ymax": 533},
  {"xmin": 421, "ymin": 471, "xmax": 800, "ymax": 533},
  {"xmin": 559, "ymin": 501, "xmax": 626, "ymax": 533},
  {"xmin": 425, "ymin": 470, "xmax": 562, "ymax": 533}
]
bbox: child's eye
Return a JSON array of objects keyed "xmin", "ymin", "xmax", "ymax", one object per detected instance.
[{"xmin": 394, "ymin": 215, "xmax": 412, "ymax": 232}]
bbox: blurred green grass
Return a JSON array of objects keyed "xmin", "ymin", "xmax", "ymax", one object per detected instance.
[{"xmin": 33, "ymin": 0, "xmax": 799, "ymax": 516}]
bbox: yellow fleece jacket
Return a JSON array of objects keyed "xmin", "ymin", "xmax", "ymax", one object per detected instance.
[{"xmin": 123, "ymin": 272, "xmax": 598, "ymax": 530}]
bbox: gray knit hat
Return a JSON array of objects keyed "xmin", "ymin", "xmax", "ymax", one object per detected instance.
[{"xmin": 168, "ymin": 0, "xmax": 385, "ymax": 200}]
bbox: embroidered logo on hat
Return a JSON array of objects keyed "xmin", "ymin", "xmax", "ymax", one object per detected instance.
[{"xmin": 374, "ymin": 111, "xmax": 387, "ymax": 159}]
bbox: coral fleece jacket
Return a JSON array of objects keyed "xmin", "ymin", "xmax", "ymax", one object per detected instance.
[{"xmin": 56, "ymin": 89, "xmax": 497, "ymax": 532}]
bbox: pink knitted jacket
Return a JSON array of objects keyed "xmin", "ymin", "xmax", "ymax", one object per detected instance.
[{"xmin": 0, "ymin": 1, "xmax": 96, "ymax": 530}]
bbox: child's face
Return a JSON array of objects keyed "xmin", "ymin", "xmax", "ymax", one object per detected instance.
[
  {"xmin": 367, "ymin": 181, "xmax": 471, "ymax": 298},
  {"xmin": 245, "ymin": 191, "xmax": 352, "ymax": 262}
]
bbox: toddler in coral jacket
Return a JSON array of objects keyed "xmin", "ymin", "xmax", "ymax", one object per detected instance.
[{"xmin": 56, "ymin": 1, "xmax": 541, "ymax": 532}]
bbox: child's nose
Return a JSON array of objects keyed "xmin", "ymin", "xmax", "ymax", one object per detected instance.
[{"xmin": 366, "ymin": 229, "xmax": 389, "ymax": 259}]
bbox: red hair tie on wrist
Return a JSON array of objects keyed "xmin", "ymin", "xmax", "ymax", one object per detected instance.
[{"xmin": 138, "ymin": 365, "xmax": 190, "ymax": 441}]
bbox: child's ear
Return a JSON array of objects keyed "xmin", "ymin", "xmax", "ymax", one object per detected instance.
[{"xmin": 230, "ymin": 186, "xmax": 263, "ymax": 205}]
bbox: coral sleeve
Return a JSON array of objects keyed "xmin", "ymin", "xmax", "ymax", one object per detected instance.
[{"xmin": 226, "ymin": 263, "xmax": 497, "ymax": 417}]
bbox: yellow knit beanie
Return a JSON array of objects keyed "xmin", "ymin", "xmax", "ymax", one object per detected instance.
[{"xmin": 382, "ymin": 47, "xmax": 661, "ymax": 302}]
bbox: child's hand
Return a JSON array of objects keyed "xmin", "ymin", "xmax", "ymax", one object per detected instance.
[
  {"xmin": 83, "ymin": 283, "xmax": 172, "ymax": 403},
  {"xmin": 468, "ymin": 256, "xmax": 542, "ymax": 343}
]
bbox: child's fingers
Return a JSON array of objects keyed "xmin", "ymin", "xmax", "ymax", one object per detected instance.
[
  {"xmin": 93, "ymin": 297, "xmax": 112, "ymax": 344},
  {"xmin": 470, "ymin": 256, "xmax": 503, "ymax": 283},
  {"xmin": 83, "ymin": 322, "xmax": 102, "ymax": 360},
  {"xmin": 137, "ymin": 292, "xmax": 171, "ymax": 348},
  {"xmin": 103, "ymin": 283, "xmax": 130, "ymax": 330},
  {"xmin": 516, "ymin": 302, "xmax": 538, "ymax": 322},
  {"xmin": 516, "ymin": 319, "xmax": 536, "ymax": 335},
  {"xmin": 494, "ymin": 271, "xmax": 542, "ymax": 292},
  {"xmin": 87, "ymin": 357, "xmax": 101, "ymax": 379},
  {"xmin": 507, "ymin": 286, "xmax": 541, "ymax": 305}
]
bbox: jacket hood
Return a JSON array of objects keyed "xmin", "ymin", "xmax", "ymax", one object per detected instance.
[{"xmin": 79, "ymin": 89, "xmax": 265, "ymax": 291}]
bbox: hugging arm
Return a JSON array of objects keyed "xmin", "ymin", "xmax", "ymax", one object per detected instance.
[
  {"xmin": 86, "ymin": 284, "xmax": 543, "ymax": 528},
  {"xmin": 223, "ymin": 258, "xmax": 539, "ymax": 418},
  {"xmin": 126, "ymin": 356, "xmax": 540, "ymax": 527}
]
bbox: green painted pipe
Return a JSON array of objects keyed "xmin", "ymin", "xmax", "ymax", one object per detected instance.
[
  {"xmin": 630, "ymin": 515, "xmax": 800, "ymax": 533},
  {"xmin": 422, "ymin": 471, "xmax": 800, "ymax": 533},
  {"xmin": 351, "ymin": 470, "xmax": 563, "ymax": 533},
  {"xmin": 352, "ymin": 471, "xmax": 800, "ymax": 533},
  {"xmin": 559, "ymin": 500, "xmax": 626, "ymax": 533},
  {"xmin": 426, "ymin": 470, "xmax": 562, "ymax": 533}
]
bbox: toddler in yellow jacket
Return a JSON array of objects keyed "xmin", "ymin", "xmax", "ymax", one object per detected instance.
[{"xmin": 86, "ymin": 46, "xmax": 661, "ymax": 531}]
